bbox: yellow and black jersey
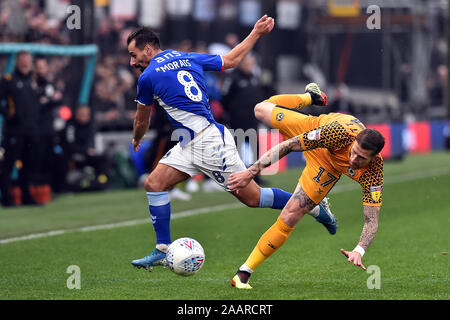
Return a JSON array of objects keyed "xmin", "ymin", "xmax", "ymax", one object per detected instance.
[{"xmin": 271, "ymin": 107, "xmax": 383, "ymax": 206}]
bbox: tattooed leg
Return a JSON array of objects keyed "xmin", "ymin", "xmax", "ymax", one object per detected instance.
[{"xmin": 280, "ymin": 183, "xmax": 316, "ymax": 227}]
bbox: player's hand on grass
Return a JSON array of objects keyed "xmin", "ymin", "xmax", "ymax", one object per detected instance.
[
  {"xmin": 253, "ymin": 14, "xmax": 275, "ymax": 37},
  {"xmin": 228, "ymin": 169, "xmax": 254, "ymax": 190},
  {"xmin": 340, "ymin": 248, "xmax": 366, "ymax": 271},
  {"xmin": 132, "ymin": 138, "xmax": 141, "ymax": 153}
]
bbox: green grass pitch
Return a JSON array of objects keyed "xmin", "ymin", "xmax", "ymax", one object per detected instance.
[{"xmin": 0, "ymin": 152, "xmax": 448, "ymax": 300}]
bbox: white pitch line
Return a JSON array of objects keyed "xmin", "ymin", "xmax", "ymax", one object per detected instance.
[
  {"xmin": 1, "ymin": 167, "xmax": 449, "ymax": 245},
  {"xmin": 0, "ymin": 202, "xmax": 244, "ymax": 244},
  {"xmin": 77, "ymin": 202, "xmax": 244, "ymax": 233}
]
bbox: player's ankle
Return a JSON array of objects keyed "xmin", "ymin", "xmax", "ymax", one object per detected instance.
[
  {"xmin": 238, "ymin": 264, "xmax": 253, "ymax": 283},
  {"xmin": 295, "ymin": 93, "xmax": 312, "ymax": 109},
  {"xmin": 237, "ymin": 270, "xmax": 251, "ymax": 284},
  {"xmin": 156, "ymin": 243, "xmax": 169, "ymax": 253}
]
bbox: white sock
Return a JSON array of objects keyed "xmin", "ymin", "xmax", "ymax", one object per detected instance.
[
  {"xmin": 156, "ymin": 243, "xmax": 169, "ymax": 253},
  {"xmin": 308, "ymin": 205, "xmax": 320, "ymax": 218},
  {"xmin": 239, "ymin": 264, "xmax": 253, "ymax": 274}
]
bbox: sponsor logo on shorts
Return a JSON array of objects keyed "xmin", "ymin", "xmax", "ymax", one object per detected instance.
[
  {"xmin": 275, "ymin": 112, "xmax": 284, "ymax": 121},
  {"xmin": 307, "ymin": 129, "xmax": 321, "ymax": 141},
  {"xmin": 370, "ymin": 186, "xmax": 382, "ymax": 202}
]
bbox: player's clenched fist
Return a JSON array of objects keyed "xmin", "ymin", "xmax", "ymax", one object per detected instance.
[
  {"xmin": 253, "ymin": 15, "xmax": 275, "ymax": 37},
  {"xmin": 132, "ymin": 138, "xmax": 141, "ymax": 153}
]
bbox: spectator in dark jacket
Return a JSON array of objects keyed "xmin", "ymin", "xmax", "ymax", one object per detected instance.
[
  {"xmin": 63, "ymin": 105, "xmax": 110, "ymax": 191},
  {"xmin": 33, "ymin": 55, "xmax": 62, "ymax": 203},
  {"xmin": 0, "ymin": 51, "xmax": 40, "ymax": 206}
]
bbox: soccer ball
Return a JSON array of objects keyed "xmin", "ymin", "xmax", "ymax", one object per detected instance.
[{"xmin": 166, "ymin": 237, "xmax": 205, "ymax": 276}]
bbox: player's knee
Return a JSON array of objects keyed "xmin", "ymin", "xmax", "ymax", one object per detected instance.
[
  {"xmin": 254, "ymin": 101, "xmax": 273, "ymax": 124},
  {"xmin": 144, "ymin": 176, "xmax": 167, "ymax": 192},
  {"xmin": 280, "ymin": 204, "xmax": 309, "ymax": 226},
  {"xmin": 254, "ymin": 102, "xmax": 265, "ymax": 120}
]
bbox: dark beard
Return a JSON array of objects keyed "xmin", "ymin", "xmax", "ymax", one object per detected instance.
[{"xmin": 134, "ymin": 64, "xmax": 145, "ymax": 72}]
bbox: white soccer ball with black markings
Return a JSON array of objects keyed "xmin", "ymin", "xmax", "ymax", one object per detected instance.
[{"xmin": 166, "ymin": 237, "xmax": 205, "ymax": 276}]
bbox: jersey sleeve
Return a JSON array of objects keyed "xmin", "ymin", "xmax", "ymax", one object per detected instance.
[
  {"xmin": 135, "ymin": 74, "xmax": 154, "ymax": 106},
  {"xmin": 299, "ymin": 121, "xmax": 355, "ymax": 151},
  {"xmin": 358, "ymin": 156, "xmax": 384, "ymax": 206},
  {"xmin": 190, "ymin": 53, "xmax": 223, "ymax": 72}
]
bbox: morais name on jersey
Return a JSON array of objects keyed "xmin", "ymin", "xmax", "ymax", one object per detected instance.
[
  {"xmin": 156, "ymin": 59, "xmax": 192, "ymax": 73},
  {"xmin": 154, "ymin": 51, "xmax": 192, "ymax": 73}
]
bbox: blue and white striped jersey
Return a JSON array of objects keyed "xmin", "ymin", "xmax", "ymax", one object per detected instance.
[{"xmin": 135, "ymin": 49, "xmax": 224, "ymax": 145}]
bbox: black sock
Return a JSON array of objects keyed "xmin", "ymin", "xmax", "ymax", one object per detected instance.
[{"xmin": 237, "ymin": 270, "xmax": 251, "ymax": 283}]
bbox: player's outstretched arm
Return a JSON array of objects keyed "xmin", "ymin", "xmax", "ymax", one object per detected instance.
[
  {"xmin": 222, "ymin": 14, "xmax": 274, "ymax": 70},
  {"xmin": 228, "ymin": 135, "xmax": 304, "ymax": 190},
  {"xmin": 358, "ymin": 205, "xmax": 380, "ymax": 250},
  {"xmin": 132, "ymin": 103, "xmax": 152, "ymax": 152},
  {"xmin": 340, "ymin": 205, "xmax": 380, "ymax": 271}
]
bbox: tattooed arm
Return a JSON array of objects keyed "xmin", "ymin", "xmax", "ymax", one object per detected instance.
[
  {"xmin": 227, "ymin": 135, "xmax": 304, "ymax": 190},
  {"xmin": 340, "ymin": 205, "xmax": 380, "ymax": 270},
  {"xmin": 250, "ymin": 135, "xmax": 304, "ymax": 176},
  {"xmin": 359, "ymin": 205, "xmax": 380, "ymax": 250}
]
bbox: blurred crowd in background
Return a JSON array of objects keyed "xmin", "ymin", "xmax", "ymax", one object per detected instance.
[{"xmin": 0, "ymin": 0, "xmax": 449, "ymax": 206}]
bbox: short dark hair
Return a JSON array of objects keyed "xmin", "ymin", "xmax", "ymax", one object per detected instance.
[
  {"xmin": 356, "ymin": 128, "xmax": 385, "ymax": 155},
  {"xmin": 34, "ymin": 55, "xmax": 46, "ymax": 63},
  {"xmin": 17, "ymin": 50, "xmax": 31, "ymax": 58},
  {"xmin": 127, "ymin": 27, "xmax": 160, "ymax": 49}
]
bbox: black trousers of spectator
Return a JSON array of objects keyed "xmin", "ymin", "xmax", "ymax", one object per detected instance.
[
  {"xmin": 0, "ymin": 134, "xmax": 39, "ymax": 205},
  {"xmin": 72, "ymin": 153, "xmax": 109, "ymax": 175},
  {"xmin": 50, "ymin": 151, "xmax": 69, "ymax": 194},
  {"xmin": 36, "ymin": 134, "xmax": 55, "ymax": 185}
]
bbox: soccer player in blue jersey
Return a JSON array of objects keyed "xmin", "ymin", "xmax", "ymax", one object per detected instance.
[{"xmin": 127, "ymin": 15, "xmax": 337, "ymax": 269}]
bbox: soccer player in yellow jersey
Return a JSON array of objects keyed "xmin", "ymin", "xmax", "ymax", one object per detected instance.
[{"xmin": 228, "ymin": 83, "xmax": 385, "ymax": 289}]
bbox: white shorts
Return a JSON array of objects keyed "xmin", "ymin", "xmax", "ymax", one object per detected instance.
[{"xmin": 159, "ymin": 124, "xmax": 246, "ymax": 191}]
